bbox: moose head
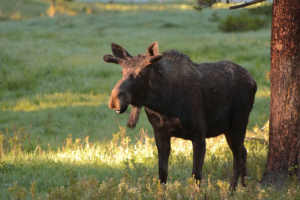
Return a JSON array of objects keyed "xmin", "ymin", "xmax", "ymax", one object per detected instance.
[{"xmin": 103, "ymin": 42, "xmax": 163, "ymax": 114}]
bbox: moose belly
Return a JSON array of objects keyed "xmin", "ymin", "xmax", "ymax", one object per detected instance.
[
  {"xmin": 145, "ymin": 107, "xmax": 228, "ymax": 140},
  {"xmin": 145, "ymin": 108, "xmax": 195, "ymax": 140}
]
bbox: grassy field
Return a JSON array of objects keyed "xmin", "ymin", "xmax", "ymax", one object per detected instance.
[{"xmin": 0, "ymin": 1, "xmax": 295, "ymax": 199}]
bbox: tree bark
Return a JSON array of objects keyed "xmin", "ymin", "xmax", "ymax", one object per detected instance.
[{"xmin": 262, "ymin": 0, "xmax": 300, "ymax": 187}]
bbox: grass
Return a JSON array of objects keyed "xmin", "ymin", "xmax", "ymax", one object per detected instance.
[
  {"xmin": 0, "ymin": 0, "xmax": 285, "ymax": 199},
  {"xmin": 1, "ymin": 125, "xmax": 299, "ymax": 199}
]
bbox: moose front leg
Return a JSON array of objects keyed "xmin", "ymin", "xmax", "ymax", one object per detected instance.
[
  {"xmin": 192, "ymin": 136, "xmax": 206, "ymax": 184},
  {"xmin": 154, "ymin": 132, "xmax": 171, "ymax": 184}
]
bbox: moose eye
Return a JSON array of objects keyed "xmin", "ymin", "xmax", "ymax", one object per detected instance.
[{"xmin": 140, "ymin": 71, "xmax": 145, "ymax": 76}]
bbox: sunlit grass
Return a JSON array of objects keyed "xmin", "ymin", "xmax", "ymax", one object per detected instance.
[
  {"xmin": 2, "ymin": 123, "xmax": 298, "ymax": 199},
  {"xmin": 43, "ymin": 1, "xmax": 273, "ymax": 18},
  {"xmin": 0, "ymin": 0, "xmax": 272, "ymax": 20},
  {"xmin": 0, "ymin": 93, "xmax": 109, "ymax": 112},
  {"xmin": 0, "ymin": 123, "xmax": 268, "ymax": 168},
  {"xmin": 256, "ymin": 88, "xmax": 270, "ymax": 98},
  {"xmin": 212, "ymin": 1, "xmax": 270, "ymax": 9},
  {"xmin": 94, "ymin": 3, "xmax": 194, "ymax": 11}
]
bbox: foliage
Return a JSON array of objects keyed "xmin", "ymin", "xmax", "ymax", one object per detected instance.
[
  {"xmin": 7, "ymin": 182, "xmax": 27, "ymax": 200},
  {"xmin": 0, "ymin": 0, "xmax": 49, "ymax": 19},
  {"xmin": 209, "ymin": 11, "xmax": 220, "ymax": 22},
  {"xmin": 218, "ymin": 11, "xmax": 269, "ymax": 32},
  {"xmin": 217, "ymin": 3, "xmax": 272, "ymax": 33},
  {"xmin": 247, "ymin": 4, "xmax": 272, "ymax": 16}
]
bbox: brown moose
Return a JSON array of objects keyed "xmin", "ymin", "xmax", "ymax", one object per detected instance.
[{"xmin": 103, "ymin": 41, "xmax": 257, "ymax": 190}]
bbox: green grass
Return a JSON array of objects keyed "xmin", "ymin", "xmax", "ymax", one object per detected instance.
[
  {"xmin": 0, "ymin": 0, "xmax": 280, "ymax": 199},
  {"xmin": 0, "ymin": 9, "xmax": 271, "ymax": 145},
  {"xmin": 1, "ymin": 126, "xmax": 299, "ymax": 199}
]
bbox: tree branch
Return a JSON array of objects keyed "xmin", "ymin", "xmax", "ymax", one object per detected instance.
[{"xmin": 229, "ymin": 0, "xmax": 266, "ymax": 10}]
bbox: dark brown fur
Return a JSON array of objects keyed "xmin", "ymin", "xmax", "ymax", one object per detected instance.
[
  {"xmin": 103, "ymin": 42, "xmax": 257, "ymax": 190},
  {"xmin": 127, "ymin": 105, "xmax": 141, "ymax": 128}
]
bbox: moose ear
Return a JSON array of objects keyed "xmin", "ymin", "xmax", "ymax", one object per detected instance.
[
  {"xmin": 111, "ymin": 43, "xmax": 132, "ymax": 60},
  {"xmin": 103, "ymin": 54, "xmax": 125, "ymax": 66},
  {"xmin": 148, "ymin": 54, "xmax": 163, "ymax": 64},
  {"xmin": 147, "ymin": 41, "xmax": 159, "ymax": 56}
]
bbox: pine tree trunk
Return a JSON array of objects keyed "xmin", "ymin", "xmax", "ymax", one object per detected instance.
[{"xmin": 262, "ymin": 0, "xmax": 300, "ymax": 187}]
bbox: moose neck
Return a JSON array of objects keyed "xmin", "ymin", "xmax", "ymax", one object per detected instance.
[
  {"xmin": 141, "ymin": 63, "xmax": 178, "ymax": 115},
  {"xmin": 138, "ymin": 50, "xmax": 200, "ymax": 115}
]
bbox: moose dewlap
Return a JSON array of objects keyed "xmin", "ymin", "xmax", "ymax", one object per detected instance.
[{"xmin": 103, "ymin": 41, "xmax": 257, "ymax": 190}]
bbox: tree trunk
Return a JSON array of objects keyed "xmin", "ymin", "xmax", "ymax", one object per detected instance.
[
  {"xmin": 51, "ymin": 0, "xmax": 55, "ymax": 7},
  {"xmin": 48, "ymin": 0, "xmax": 56, "ymax": 18},
  {"xmin": 262, "ymin": 0, "xmax": 300, "ymax": 187}
]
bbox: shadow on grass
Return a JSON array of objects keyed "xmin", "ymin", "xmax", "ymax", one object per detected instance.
[
  {"xmin": 0, "ymin": 160, "xmax": 131, "ymax": 198},
  {"xmin": 0, "ymin": 103, "xmax": 154, "ymax": 151}
]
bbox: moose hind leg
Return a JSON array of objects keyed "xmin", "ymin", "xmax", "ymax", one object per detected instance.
[
  {"xmin": 225, "ymin": 134, "xmax": 244, "ymax": 190},
  {"xmin": 240, "ymin": 145, "xmax": 248, "ymax": 187},
  {"xmin": 192, "ymin": 136, "xmax": 206, "ymax": 184},
  {"xmin": 154, "ymin": 132, "xmax": 171, "ymax": 184},
  {"xmin": 225, "ymin": 118, "xmax": 248, "ymax": 190}
]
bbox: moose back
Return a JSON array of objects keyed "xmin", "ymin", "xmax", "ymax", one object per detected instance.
[{"xmin": 103, "ymin": 41, "xmax": 257, "ymax": 190}]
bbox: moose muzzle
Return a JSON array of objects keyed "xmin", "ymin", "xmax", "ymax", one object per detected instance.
[{"xmin": 108, "ymin": 79, "xmax": 130, "ymax": 114}]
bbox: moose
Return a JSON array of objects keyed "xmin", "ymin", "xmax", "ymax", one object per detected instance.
[{"xmin": 103, "ymin": 41, "xmax": 257, "ymax": 190}]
